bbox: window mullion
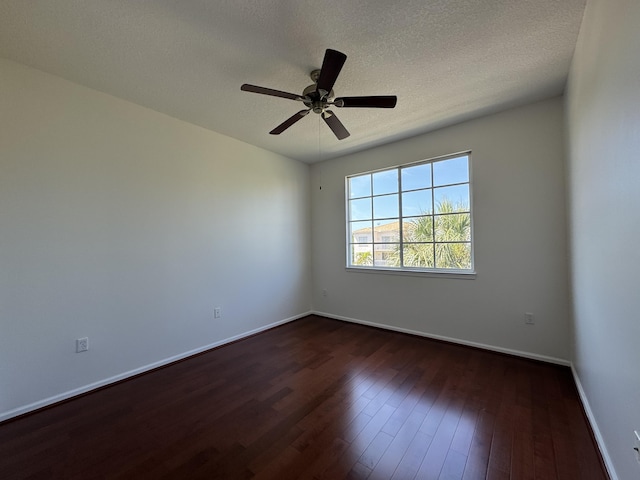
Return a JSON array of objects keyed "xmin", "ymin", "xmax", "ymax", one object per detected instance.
[
  {"xmin": 370, "ymin": 196, "xmax": 375, "ymax": 266},
  {"xmin": 431, "ymin": 165, "xmax": 436, "ymax": 268},
  {"xmin": 398, "ymin": 167, "xmax": 404, "ymax": 267}
]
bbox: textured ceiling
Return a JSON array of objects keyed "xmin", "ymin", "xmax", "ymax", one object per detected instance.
[{"xmin": 0, "ymin": 0, "xmax": 586, "ymax": 163}]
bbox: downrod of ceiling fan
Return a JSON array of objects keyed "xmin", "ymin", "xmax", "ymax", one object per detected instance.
[{"xmin": 309, "ymin": 69, "xmax": 321, "ymax": 83}]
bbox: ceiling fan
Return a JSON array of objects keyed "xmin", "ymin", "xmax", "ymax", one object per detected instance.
[{"xmin": 241, "ymin": 49, "xmax": 397, "ymax": 140}]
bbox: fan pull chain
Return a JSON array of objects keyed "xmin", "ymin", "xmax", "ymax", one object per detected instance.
[{"xmin": 318, "ymin": 115, "xmax": 322, "ymax": 190}]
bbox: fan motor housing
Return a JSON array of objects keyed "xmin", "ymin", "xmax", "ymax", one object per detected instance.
[{"xmin": 302, "ymin": 83, "xmax": 334, "ymax": 114}]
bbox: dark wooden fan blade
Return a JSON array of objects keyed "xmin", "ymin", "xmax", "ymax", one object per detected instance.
[
  {"xmin": 316, "ymin": 49, "xmax": 347, "ymax": 95},
  {"xmin": 241, "ymin": 84, "xmax": 302, "ymax": 101},
  {"xmin": 269, "ymin": 110, "xmax": 310, "ymax": 135},
  {"xmin": 322, "ymin": 110, "xmax": 350, "ymax": 140},
  {"xmin": 334, "ymin": 96, "xmax": 397, "ymax": 108}
]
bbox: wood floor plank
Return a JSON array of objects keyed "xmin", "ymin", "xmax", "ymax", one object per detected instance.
[
  {"xmin": 357, "ymin": 430, "xmax": 394, "ymax": 470},
  {"xmin": 439, "ymin": 449, "xmax": 468, "ymax": 480},
  {"xmin": 462, "ymin": 409, "xmax": 495, "ymax": 480},
  {"xmin": 390, "ymin": 430, "xmax": 434, "ymax": 480},
  {"xmin": 0, "ymin": 315, "xmax": 608, "ymax": 480},
  {"xmin": 369, "ymin": 408, "xmax": 426, "ymax": 479},
  {"xmin": 415, "ymin": 397, "xmax": 465, "ymax": 480},
  {"xmin": 509, "ymin": 365, "xmax": 535, "ymax": 480},
  {"xmin": 487, "ymin": 363, "xmax": 516, "ymax": 477}
]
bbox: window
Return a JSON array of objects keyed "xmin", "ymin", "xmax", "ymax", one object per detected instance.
[{"xmin": 347, "ymin": 152, "xmax": 473, "ymax": 273}]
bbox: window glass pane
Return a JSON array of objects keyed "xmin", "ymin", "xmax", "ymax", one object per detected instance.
[
  {"xmin": 349, "ymin": 174, "xmax": 371, "ymax": 198},
  {"xmin": 372, "ymin": 169, "xmax": 398, "ymax": 195},
  {"xmin": 434, "ymin": 213, "xmax": 471, "ymax": 242},
  {"xmin": 350, "ymin": 221, "xmax": 372, "ymax": 243},
  {"xmin": 373, "ymin": 194, "xmax": 398, "ymax": 219},
  {"xmin": 402, "ymin": 189, "xmax": 432, "ymax": 217},
  {"xmin": 374, "ymin": 219, "xmax": 400, "ymax": 242},
  {"xmin": 435, "ymin": 243, "xmax": 471, "ymax": 269},
  {"xmin": 433, "ymin": 156, "xmax": 469, "ymax": 186},
  {"xmin": 349, "ymin": 198, "xmax": 372, "ymax": 221},
  {"xmin": 351, "ymin": 244, "xmax": 373, "ymax": 266},
  {"xmin": 374, "ymin": 244, "xmax": 397, "ymax": 267},
  {"xmin": 434, "ymin": 184, "xmax": 469, "ymax": 213},
  {"xmin": 401, "ymin": 164, "xmax": 431, "ymax": 190},
  {"xmin": 402, "ymin": 216, "xmax": 433, "ymax": 242},
  {"xmin": 403, "ymin": 243, "xmax": 434, "ymax": 268}
]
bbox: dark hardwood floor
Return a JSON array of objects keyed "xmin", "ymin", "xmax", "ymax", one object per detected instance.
[{"xmin": 0, "ymin": 315, "xmax": 608, "ymax": 479}]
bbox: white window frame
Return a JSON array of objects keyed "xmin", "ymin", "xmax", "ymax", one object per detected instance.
[{"xmin": 345, "ymin": 151, "xmax": 475, "ymax": 276}]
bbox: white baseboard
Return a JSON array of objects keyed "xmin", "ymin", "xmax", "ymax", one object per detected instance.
[
  {"xmin": 571, "ymin": 365, "xmax": 618, "ymax": 480},
  {"xmin": 0, "ymin": 311, "xmax": 311, "ymax": 423},
  {"xmin": 311, "ymin": 310, "xmax": 571, "ymax": 366}
]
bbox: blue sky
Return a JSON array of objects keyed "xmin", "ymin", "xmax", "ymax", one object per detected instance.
[{"xmin": 348, "ymin": 155, "xmax": 470, "ymax": 222}]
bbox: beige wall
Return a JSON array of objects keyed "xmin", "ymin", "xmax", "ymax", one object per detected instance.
[
  {"xmin": 566, "ymin": 0, "xmax": 640, "ymax": 478},
  {"xmin": 311, "ymin": 97, "xmax": 571, "ymax": 362},
  {"xmin": 0, "ymin": 58, "xmax": 312, "ymax": 419}
]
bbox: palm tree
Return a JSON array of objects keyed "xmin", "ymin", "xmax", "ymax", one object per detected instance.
[
  {"xmin": 389, "ymin": 198, "xmax": 471, "ymax": 269},
  {"xmin": 393, "ymin": 216, "xmax": 434, "ymax": 268},
  {"xmin": 354, "ymin": 251, "xmax": 373, "ymax": 266},
  {"xmin": 433, "ymin": 199, "xmax": 471, "ymax": 269}
]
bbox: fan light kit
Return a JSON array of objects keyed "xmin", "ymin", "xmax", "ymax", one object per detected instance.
[{"xmin": 241, "ymin": 49, "xmax": 397, "ymax": 140}]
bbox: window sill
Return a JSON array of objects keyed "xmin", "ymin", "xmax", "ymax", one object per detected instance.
[{"xmin": 345, "ymin": 266, "xmax": 477, "ymax": 279}]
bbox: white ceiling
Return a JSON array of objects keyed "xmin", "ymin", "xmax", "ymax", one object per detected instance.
[{"xmin": 0, "ymin": 0, "xmax": 586, "ymax": 163}]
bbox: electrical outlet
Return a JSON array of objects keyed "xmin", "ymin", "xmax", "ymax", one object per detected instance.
[
  {"xmin": 524, "ymin": 312, "xmax": 535, "ymax": 325},
  {"xmin": 214, "ymin": 307, "xmax": 222, "ymax": 319},
  {"xmin": 76, "ymin": 337, "xmax": 89, "ymax": 353},
  {"xmin": 322, "ymin": 289, "xmax": 327, "ymax": 297},
  {"xmin": 634, "ymin": 430, "xmax": 640, "ymax": 465}
]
